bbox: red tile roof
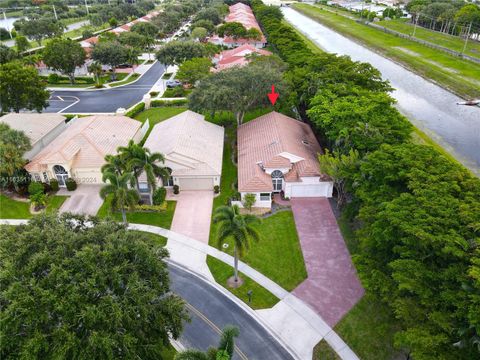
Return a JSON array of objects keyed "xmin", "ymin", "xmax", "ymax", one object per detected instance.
[
  {"xmin": 213, "ymin": 44, "xmax": 271, "ymax": 71},
  {"xmin": 238, "ymin": 112, "xmax": 325, "ymax": 193}
]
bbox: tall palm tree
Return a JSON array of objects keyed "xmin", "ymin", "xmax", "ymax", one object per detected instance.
[
  {"xmin": 100, "ymin": 171, "xmax": 139, "ymax": 224},
  {"xmin": 127, "ymin": 147, "xmax": 169, "ymax": 204},
  {"xmin": 213, "ymin": 205, "xmax": 260, "ymax": 283},
  {"xmin": 101, "ymin": 154, "xmax": 126, "ymax": 176},
  {"xmin": 117, "ymin": 140, "xmax": 144, "ymax": 191},
  {"xmin": 0, "ymin": 143, "xmax": 27, "ymax": 192}
]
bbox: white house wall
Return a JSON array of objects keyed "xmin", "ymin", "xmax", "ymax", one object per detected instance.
[{"xmin": 240, "ymin": 192, "xmax": 272, "ymax": 208}]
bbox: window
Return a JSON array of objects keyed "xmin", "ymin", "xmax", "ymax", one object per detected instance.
[
  {"xmin": 138, "ymin": 182, "xmax": 149, "ymax": 193},
  {"xmin": 42, "ymin": 172, "xmax": 48, "ymax": 183},
  {"xmin": 34, "ymin": 173, "xmax": 41, "ymax": 182},
  {"xmin": 260, "ymin": 193, "xmax": 270, "ymax": 201},
  {"xmin": 271, "ymin": 170, "xmax": 283, "ymax": 192},
  {"xmin": 163, "ymin": 167, "xmax": 174, "ymax": 187}
]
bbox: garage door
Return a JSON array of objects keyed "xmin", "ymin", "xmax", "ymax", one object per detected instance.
[
  {"xmin": 291, "ymin": 184, "xmax": 328, "ymax": 197},
  {"xmin": 179, "ymin": 177, "xmax": 214, "ymax": 190}
]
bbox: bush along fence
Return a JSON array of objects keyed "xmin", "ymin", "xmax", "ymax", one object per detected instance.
[{"xmin": 252, "ymin": 1, "xmax": 480, "ymax": 359}]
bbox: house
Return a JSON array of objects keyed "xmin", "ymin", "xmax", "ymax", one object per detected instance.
[
  {"xmin": 25, "ymin": 115, "xmax": 143, "ymax": 187},
  {"xmin": 212, "ymin": 44, "xmax": 272, "ymax": 71},
  {"xmin": 0, "ymin": 113, "xmax": 67, "ymax": 160},
  {"xmin": 237, "ymin": 112, "xmax": 333, "ymax": 208},
  {"xmin": 142, "ymin": 110, "xmax": 224, "ymax": 191},
  {"xmin": 80, "ymin": 36, "xmax": 99, "ymax": 56},
  {"xmin": 208, "ymin": 3, "xmax": 267, "ymax": 48}
]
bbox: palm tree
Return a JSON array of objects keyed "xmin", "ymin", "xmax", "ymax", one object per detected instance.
[
  {"xmin": 127, "ymin": 147, "xmax": 169, "ymax": 204},
  {"xmin": 175, "ymin": 326, "xmax": 239, "ymax": 360},
  {"xmin": 0, "ymin": 143, "xmax": 27, "ymax": 192},
  {"xmin": 101, "ymin": 154, "xmax": 126, "ymax": 176},
  {"xmin": 87, "ymin": 61, "xmax": 103, "ymax": 86},
  {"xmin": 117, "ymin": 140, "xmax": 144, "ymax": 191},
  {"xmin": 213, "ymin": 205, "xmax": 260, "ymax": 283},
  {"xmin": 100, "ymin": 171, "xmax": 139, "ymax": 224}
]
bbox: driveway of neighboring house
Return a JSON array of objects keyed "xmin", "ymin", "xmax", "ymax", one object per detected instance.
[
  {"xmin": 290, "ymin": 198, "xmax": 365, "ymax": 326},
  {"xmin": 58, "ymin": 184, "xmax": 103, "ymax": 216},
  {"xmin": 169, "ymin": 191, "xmax": 214, "ymax": 244}
]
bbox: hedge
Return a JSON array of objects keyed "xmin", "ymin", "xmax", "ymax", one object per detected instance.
[
  {"xmin": 125, "ymin": 102, "xmax": 145, "ymax": 118},
  {"xmin": 151, "ymin": 99, "xmax": 188, "ymax": 107}
]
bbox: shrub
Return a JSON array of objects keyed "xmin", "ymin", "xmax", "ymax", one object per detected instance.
[
  {"xmin": 173, "ymin": 185, "xmax": 179, "ymax": 194},
  {"xmin": 125, "ymin": 102, "xmax": 145, "ymax": 118},
  {"xmin": 49, "ymin": 179, "xmax": 59, "ymax": 192},
  {"xmin": 149, "ymin": 91, "xmax": 159, "ymax": 97},
  {"xmin": 30, "ymin": 192, "xmax": 47, "ymax": 209},
  {"xmin": 65, "ymin": 178, "xmax": 77, "ymax": 191},
  {"xmin": 152, "ymin": 187, "xmax": 166, "ymax": 205},
  {"xmin": 28, "ymin": 181, "xmax": 44, "ymax": 195},
  {"xmin": 151, "ymin": 99, "xmax": 188, "ymax": 107},
  {"xmin": 214, "ymin": 185, "xmax": 220, "ymax": 194},
  {"xmin": 136, "ymin": 202, "xmax": 168, "ymax": 212},
  {"xmin": 43, "ymin": 182, "xmax": 52, "ymax": 193},
  {"xmin": 48, "ymin": 73, "xmax": 60, "ymax": 84}
]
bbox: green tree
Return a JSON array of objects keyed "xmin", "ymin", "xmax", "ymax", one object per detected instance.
[
  {"xmin": 245, "ymin": 28, "xmax": 262, "ymax": 40},
  {"xmin": 242, "ymin": 193, "xmax": 256, "ymax": 212},
  {"xmin": 117, "ymin": 139, "xmax": 144, "ymax": 192},
  {"xmin": 131, "ymin": 21, "xmax": 159, "ymax": 38},
  {"xmin": 108, "ymin": 16, "xmax": 118, "ymax": 28},
  {"xmin": 213, "ymin": 205, "xmax": 260, "ymax": 283},
  {"xmin": 176, "ymin": 57, "xmax": 211, "ymax": 85},
  {"xmin": 194, "ymin": 7, "xmax": 222, "ymax": 25},
  {"xmin": 217, "ymin": 22, "xmax": 247, "ymax": 39},
  {"xmin": 0, "ymin": 61, "xmax": 50, "ymax": 113},
  {"xmin": 101, "ymin": 153, "xmax": 126, "ymax": 176},
  {"xmin": 191, "ymin": 19, "xmax": 215, "ymax": 34},
  {"xmin": 119, "ymin": 31, "xmax": 147, "ymax": 49},
  {"xmin": 156, "ymin": 40, "xmax": 208, "ymax": 66},
  {"xmin": 127, "ymin": 147, "xmax": 169, "ymax": 205},
  {"xmin": 189, "ymin": 60, "xmax": 286, "ymax": 125},
  {"xmin": 318, "ymin": 149, "xmax": 359, "ymax": 208},
  {"xmin": 191, "ymin": 26, "xmax": 208, "ymax": 41},
  {"xmin": 87, "ymin": 61, "xmax": 103, "ymax": 86},
  {"xmin": 92, "ymin": 41, "xmax": 128, "ymax": 80},
  {"xmin": 0, "ymin": 214, "xmax": 189, "ymax": 359},
  {"xmin": 19, "ymin": 17, "xmax": 64, "ymax": 46},
  {"xmin": 0, "ymin": 44, "xmax": 17, "ymax": 64},
  {"xmin": 100, "ymin": 171, "xmax": 139, "ymax": 224},
  {"xmin": 42, "ymin": 38, "xmax": 86, "ymax": 84},
  {"xmin": 15, "ymin": 35, "xmax": 30, "ymax": 54}
]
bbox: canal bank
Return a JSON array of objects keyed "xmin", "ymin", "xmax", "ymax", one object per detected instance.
[{"xmin": 282, "ymin": 6, "xmax": 480, "ymax": 176}]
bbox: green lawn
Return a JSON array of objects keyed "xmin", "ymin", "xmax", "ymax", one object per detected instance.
[
  {"xmin": 313, "ymin": 340, "xmax": 340, "ymax": 360},
  {"xmin": 108, "ymin": 73, "xmax": 141, "ymax": 87},
  {"xmin": 377, "ymin": 17, "xmax": 480, "ymax": 60},
  {"xmin": 0, "ymin": 194, "xmax": 67, "ymax": 219},
  {"xmin": 96, "ymin": 199, "xmax": 176, "ymax": 229},
  {"xmin": 130, "ymin": 230, "xmax": 168, "ymax": 247},
  {"xmin": 134, "ymin": 107, "xmax": 187, "ymax": 141},
  {"xmin": 207, "ymin": 256, "xmax": 279, "ymax": 309},
  {"xmin": 159, "ymin": 344, "xmax": 177, "ymax": 360},
  {"xmin": 46, "ymin": 73, "xmax": 130, "ymax": 89},
  {"xmin": 293, "ymin": 3, "xmax": 480, "ymax": 99}
]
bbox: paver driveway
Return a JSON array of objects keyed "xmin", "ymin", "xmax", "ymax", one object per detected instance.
[
  {"xmin": 58, "ymin": 184, "xmax": 103, "ymax": 216},
  {"xmin": 170, "ymin": 191, "xmax": 214, "ymax": 244},
  {"xmin": 291, "ymin": 198, "xmax": 364, "ymax": 326}
]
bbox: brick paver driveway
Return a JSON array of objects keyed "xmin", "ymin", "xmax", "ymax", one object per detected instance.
[
  {"xmin": 170, "ymin": 191, "xmax": 214, "ymax": 244},
  {"xmin": 291, "ymin": 198, "xmax": 364, "ymax": 326}
]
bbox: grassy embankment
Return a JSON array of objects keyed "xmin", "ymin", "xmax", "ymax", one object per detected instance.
[{"xmin": 292, "ymin": 3, "xmax": 480, "ymax": 99}]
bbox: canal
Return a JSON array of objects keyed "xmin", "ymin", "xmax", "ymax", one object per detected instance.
[{"xmin": 282, "ymin": 7, "xmax": 480, "ymax": 175}]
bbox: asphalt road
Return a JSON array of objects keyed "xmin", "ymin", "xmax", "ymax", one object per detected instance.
[
  {"xmin": 44, "ymin": 62, "xmax": 166, "ymax": 114},
  {"xmin": 169, "ymin": 264, "xmax": 294, "ymax": 360}
]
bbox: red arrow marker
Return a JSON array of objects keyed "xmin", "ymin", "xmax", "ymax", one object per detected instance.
[{"xmin": 267, "ymin": 85, "xmax": 279, "ymax": 106}]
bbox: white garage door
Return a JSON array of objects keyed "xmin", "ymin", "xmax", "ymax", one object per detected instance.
[
  {"xmin": 179, "ymin": 177, "xmax": 214, "ymax": 190},
  {"xmin": 291, "ymin": 184, "xmax": 328, "ymax": 197}
]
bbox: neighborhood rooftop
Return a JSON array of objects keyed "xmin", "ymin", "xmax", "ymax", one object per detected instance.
[
  {"xmin": 25, "ymin": 115, "xmax": 142, "ymax": 173},
  {"xmin": 213, "ymin": 44, "xmax": 272, "ymax": 71},
  {"xmin": 237, "ymin": 111, "xmax": 325, "ymax": 193}
]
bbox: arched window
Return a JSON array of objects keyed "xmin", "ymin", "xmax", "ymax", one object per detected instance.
[
  {"xmin": 53, "ymin": 165, "xmax": 69, "ymax": 187},
  {"xmin": 271, "ymin": 170, "xmax": 283, "ymax": 192}
]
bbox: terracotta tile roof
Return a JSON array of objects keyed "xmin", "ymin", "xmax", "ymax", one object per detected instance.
[
  {"xmin": 213, "ymin": 44, "xmax": 272, "ymax": 71},
  {"xmin": 238, "ymin": 112, "xmax": 325, "ymax": 193},
  {"xmin": 143, "ymin": 110, "xmax": 224, "ymax": 177},
  {"xmin": 25, "ymin": 115, "xmax": 141, "ymax": 173},
  {"xmin": 0, "ymin": 113, "xmax": 66, "ymax": 146}
]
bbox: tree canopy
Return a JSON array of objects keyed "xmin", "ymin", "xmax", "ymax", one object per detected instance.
[
  {"xmin": 42, "ymin": 38, "xmax": 87, "ymax": 84},
  {"xmin": 92, "ymin": 41, "xmax": 129, "ymax": 80},
  {"xmin": 176, "ymin": 57, "xmax": 212, "ymax": 85},
  {"xmin": 0, "ymin": 61, "xmax": 49, "ymax": 113},
  {"xmin": 17, "ymin": 17, "xmax": 64, "ymax": 46},
  {"xmin": 156, "ymin": 41, "xmax": 209, "ymax": 66},
  {"xmin": 0, "ymin": 214, "xmax": 189, "ymax": 360}
]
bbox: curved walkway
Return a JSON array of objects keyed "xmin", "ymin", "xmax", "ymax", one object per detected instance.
[{"xmin": 0, "ymin": 219, "xmax": 359, "ymax": 360}]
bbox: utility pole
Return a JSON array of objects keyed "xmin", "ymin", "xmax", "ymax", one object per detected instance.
[
  {"xmin": 413, "ymin": 12, "xmax": 420, "ymax": 37},
  {"xmin": 84, "ymin": 0, "xmax": 89, "ymax": 15},
  {"xmin": 52, "ymin": 5, "xmax": 58, "ymax": 21},
  {"xmin": 462, "ymin": 21, "xmax": 472, "ymax": 54}
]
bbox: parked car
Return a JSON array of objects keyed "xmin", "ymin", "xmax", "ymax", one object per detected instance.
[{"xmin": 166, "ymin": 80, "xmax": 182, "ymax": 88}]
